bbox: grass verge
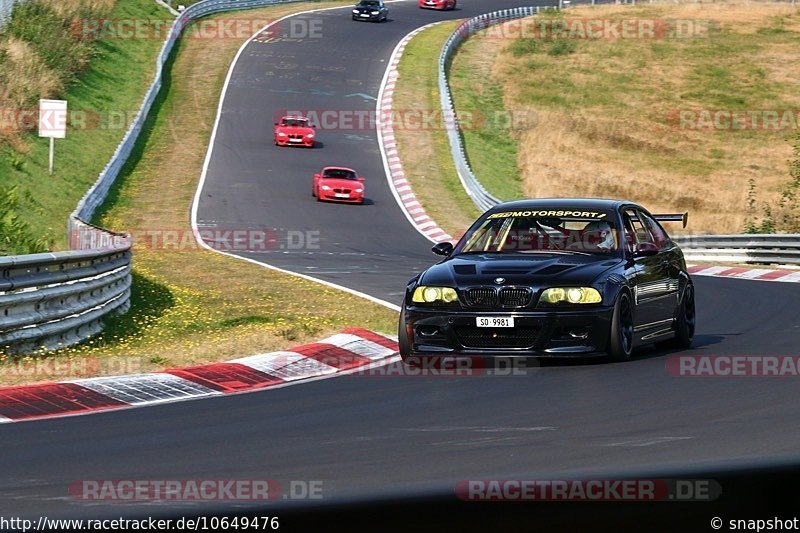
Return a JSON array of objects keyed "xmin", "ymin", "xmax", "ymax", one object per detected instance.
[
  {"xmin": 393, "ymin": 20, "xmax": 481, "ymax": 239},
  {"xmin": 490, "ymin": 2, "xmax": 800, "ymax": 233},
  {"xmin": 0, "ymin": 0, "xmax": 164, "ymax": 251},
  {"xmin": 0, "ymin": 0, "xmax": 396, "ymax": 386},
  {"xmin": 449, "ymin": 23, "xmax": 524, "ymax": 202},
  {"xmin": 394, "ymin": 2, "xmax": 800, "ymax": 235}
]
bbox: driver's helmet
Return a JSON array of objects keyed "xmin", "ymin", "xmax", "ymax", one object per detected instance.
[{"xmin": 582, "ymin": 220, "xmax": 615, "ymax": 251}]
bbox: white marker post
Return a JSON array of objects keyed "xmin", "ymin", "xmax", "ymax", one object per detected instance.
[{"xmin": 38, "ymin": 99, "xmax": 68, "ymax": 175}]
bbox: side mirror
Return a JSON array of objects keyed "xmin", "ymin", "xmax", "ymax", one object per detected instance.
[
  {"xmin": 432, "ymin": 242, "xmax": 454, "ymax": 256},
  {"xmin": 633, "ymin": 242, "xmax": 659, "ymax": 257},
  {"xmin": 357, "ymin": 177, "xmax": 365, "ymax": 182},
  {"xmin": 314, "ymin": 173, "xmax": 320, "ymax": 179},
  {"xmin": 274, "ymin": 122, "xmax": 279, "ymax": 126}
]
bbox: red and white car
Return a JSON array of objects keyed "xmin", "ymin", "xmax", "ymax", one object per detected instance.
[
  {"xmin": 419, "ymin": 0, "xmax": 456, "ymax": 10},
  {"xmin": 312, "ymin": 167, "xmax": 365, "ymax": 204},
  {"xmin": 274, "ymin": 115, "xmax": 315, "ymax": 148}
]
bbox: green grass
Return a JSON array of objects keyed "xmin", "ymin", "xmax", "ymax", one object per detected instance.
[
  {"xmin": 394, "ymin": 21, "xmax": 481, "ymax": 236},
  {"xmin": 0, "ymin": 0, "xmax": 165, "ymax": 251},
  {"xmin": 448, "ymin": 32, "xmax": 524, "ymax": 201},
  {"xmin": 20, "ymin": 0, "xmax": 397, "ymax": 376}
]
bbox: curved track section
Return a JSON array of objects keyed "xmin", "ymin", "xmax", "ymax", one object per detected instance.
[
  {"xmin": 194, "ymin": 0, "xmax": 550, "ymax": 302},
  {"xmin": 1, "ymin": 0, "xmax": 800, "ymax": 520}
]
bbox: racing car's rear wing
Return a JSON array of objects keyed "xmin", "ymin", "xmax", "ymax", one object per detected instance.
[
  {"xmin": 653, "ymin": 213, "xmax": 689, "ymax": 228},
  {"xmin": 630, "ymin": 212, "xmax": 689, "ymax": 228}
]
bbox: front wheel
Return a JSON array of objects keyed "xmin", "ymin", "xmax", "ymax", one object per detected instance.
[
  {"xmin": 608, "ymin": 292, "xmax": 634, "ymax": 362},
  {"xmin": 398, "ymin": 303, "xmax": 410, "ymax": 357},
  {"xmin": 671, "ymin": 283, "xmax": 695, "ymax": 348}
]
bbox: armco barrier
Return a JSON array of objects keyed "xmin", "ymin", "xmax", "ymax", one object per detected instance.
[
  {"xmin": 0, "ymin": 0, "xmax": 17, "ymax": 26},
  {"xmin": 437, "ymin": 6, "xmax": 800, "ymax": 265},
  {"xmin": 2, "ymin": 0, "xmax": 304, "ymax": 354},
  {"xmin": 672, "ymin": 235, "xmax": 800, "ymax": 265},
  {"xmin": 439, "ymin": 6, "xmax": 559, "ymax": 213}
]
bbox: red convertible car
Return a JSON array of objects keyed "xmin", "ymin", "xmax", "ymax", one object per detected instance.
[
  {"xmin": 312, "ymin": 167, "xmax": 365, "ymax": 204},
  {"xmin": 419, "ymin": 0, "xmax": 456, "ymax": 9},
  {"xmin": 274, "ymin": 115, "xmax": 315, "ymax": 147}
]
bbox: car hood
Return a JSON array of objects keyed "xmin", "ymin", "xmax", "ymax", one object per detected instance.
[
  {"xmin": 418, "ymin": 253, "xmax": 623, "ymax": 288},
  {"xmin": 319, "ymin": 178, "xmax": 362, "ymax": 189},
  {"xmin": 276, "ymin": 126, "xmax": 313, "ymax": 135}
]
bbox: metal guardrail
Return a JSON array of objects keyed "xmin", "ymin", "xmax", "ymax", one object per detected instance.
[
  {"xmin": 438, "ymin": 6, "xmax": 560, "ymax": 213},
  {"xmin": 71, "ymin": 0, "xmax": 305, "ymax": 225},
  {"xmin": 2, "ymin": 0, "xmax": 302, "ymax": 354},
  {"xmin": 0, "ymin": 0, "xmax": 17, "ymax": 26},
  {"xmin": 672, "ymin": 235, "xmax": 800, "ymax": 265},
  {"xmin": 438, "ymin": 7, "xmax": 800, "ymax": 266}
]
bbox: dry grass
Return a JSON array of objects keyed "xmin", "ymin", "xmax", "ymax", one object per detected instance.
[
  {"xmin": 41, "ymin": 0, "xmax": 115, "ymax": 16},
  {"xmin": 489, "ymin": 1, "xmax": 800, "ymax": 234},
  {"xmin": 0, "ymin": 1, "xmax": 395, "ymax": 386}
]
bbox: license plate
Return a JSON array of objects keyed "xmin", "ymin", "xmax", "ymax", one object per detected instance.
[
  {"xmin": 360, "ymin": 13, "xmax": 369, "ymax": 16},
  {"xmin": 335, "ymin": 193, "xmax": 350, "ymax": 198},
  {"xmin": 476, "ymin": 317, "xmax": 514, "ymax": 328}
]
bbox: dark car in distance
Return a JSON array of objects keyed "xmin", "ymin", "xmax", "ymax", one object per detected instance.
[
  {"xmin": 398, "ymin": 199, "xmax": 695, "ymax": 364},
  {"xmin": 352, "ymin": 0, "xmax": 388, "ymax": 22}
]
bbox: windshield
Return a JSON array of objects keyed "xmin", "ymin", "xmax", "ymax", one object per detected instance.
[
  {"xmin": 457, "ymin": 210, "xmax": 620, "ymax": 255},
  {"xmin": 323, "ymin": 169, "xmax": 358, "ymax": 180},
  {"xmin": 358, "ymin": 1, "xmax": 380, "ymax": 7},
  {"xmin": 281, "ymin": 118, "xmax": 309, "ymax": 127}
]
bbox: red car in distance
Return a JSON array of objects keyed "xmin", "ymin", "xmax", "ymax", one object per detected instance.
[
  {"xmin": 419, "ymin": 0, "xmax": 456, "ymax": 10},
  {"xmin": 274, "ymin": 115, "xmax": 316, "ymax": 147},
  {"xmin": 312, "ymin": 167, "xmax": 365, "ymax": 204}
]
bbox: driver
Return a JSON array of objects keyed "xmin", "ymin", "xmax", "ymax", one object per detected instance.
[
  {"xmin": 585, "ymin": 220, "xmax": 616, "ymax": 251},
  {"xmin": 568, "ymin": 220, "xmax": 616, "ymax": 252}
]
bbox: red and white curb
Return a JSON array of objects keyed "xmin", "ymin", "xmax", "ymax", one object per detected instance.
[
  {"xmin": 0, "ymin": 329, "xmax": 399, "ymax": 423},
  {"xmin": 688, "ymin": 265, "xmax": 800, "ymax": 283},
  {"xmin": 378, "ymin": 22, "xmax": 454, "ymax": 244}
]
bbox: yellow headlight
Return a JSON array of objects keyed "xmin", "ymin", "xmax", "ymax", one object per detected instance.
[
  {"xmin": 412, "ymin": 286, "xmax": 459, "ymax": 304},
  {"xmin": 540, "ymin": 287, "xmax": 602, "ymax": 305},
  {"xmin": 423, "ymin": 287, "xmax": 440, "ymax": 302}
]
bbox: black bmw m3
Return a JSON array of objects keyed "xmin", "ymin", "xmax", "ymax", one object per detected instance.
[{"xmin": 398, "ymin": 199, "xmax": 696, "ymax": 364}]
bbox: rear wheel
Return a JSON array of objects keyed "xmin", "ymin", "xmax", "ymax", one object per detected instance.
[
  {"xmin": 671, "ymin": 283, "xmax": 695, "ymax": 348},
  {"xmin": 608, "ymin": 292, "xmax": 634, "ymax": 362}
]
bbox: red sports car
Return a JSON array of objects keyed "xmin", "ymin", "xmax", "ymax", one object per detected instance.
[
  {"xmin": 274, "ymin": 115, "xmax": 315, "ymax": 147},
  {"xmin": 419, "ymin": 0, "xmax": 456, "ymax": 10},
  {"xmin": 312, "ymin": 167, "xmax": 365, "ymax": 204}
]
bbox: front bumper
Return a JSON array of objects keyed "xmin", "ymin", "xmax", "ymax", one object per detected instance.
[
  {"xmin": 404, "ymin": 305, "xmax": 613, "ymax": 357},
  {"xmin": 353, "ymin": 12, "xmax": 381, "ymax": 20},
  {"xmin": 276, "ymin": 137, "xmax": 313, "ymax": 147},
  {"xmin": 319, "ymin": 192, "xmax": 364, "ymax": 203}
]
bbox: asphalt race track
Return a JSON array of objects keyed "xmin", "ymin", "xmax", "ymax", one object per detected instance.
[{"xmin": 1, "ymin": 0, "xmax": 800, "ymax": 522}]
